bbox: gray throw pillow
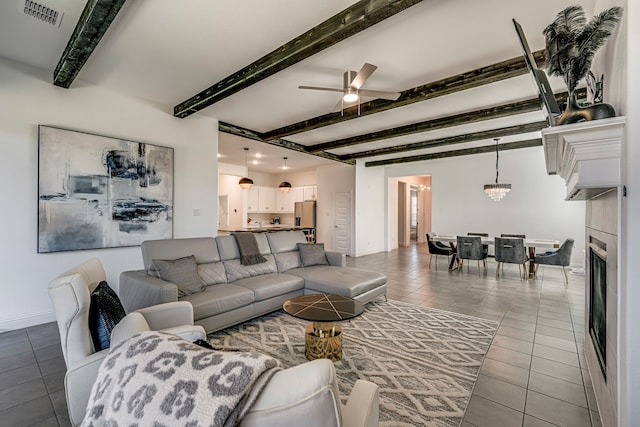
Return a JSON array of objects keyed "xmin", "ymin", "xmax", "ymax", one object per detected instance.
[
  {"xmin": 152, "ymin": 255, "xmax": 207, "ymax": 297},
  {"xmin": 297, "ymin": 243, "xmax": 329, "ymax": 267}
]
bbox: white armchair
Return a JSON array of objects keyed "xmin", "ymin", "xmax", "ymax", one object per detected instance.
[
  {"xmin": 48, "ymin": 258, "xmax": 206, "ymax": 426},
  {"xmin": 239, "ymin": 358, "xmax": 379, "ymax": 427}
]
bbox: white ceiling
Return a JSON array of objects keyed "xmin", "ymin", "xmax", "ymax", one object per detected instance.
[{"xmin": 0, "ymin": 0, "xmax": 595, "ymax": 174}]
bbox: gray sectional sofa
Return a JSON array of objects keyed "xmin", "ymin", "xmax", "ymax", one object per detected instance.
[{"xmin": 119, "ymin": 230, "xmax": 387, "ymax": 332}]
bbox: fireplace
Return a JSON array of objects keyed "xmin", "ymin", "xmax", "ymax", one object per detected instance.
[
  {"xmin": 541, "ymin": 118, "xmax": 625, "ymax": 427},
  {"xmin": 589, "ymin": 236, "xmax": 607, "ymax": 379}
]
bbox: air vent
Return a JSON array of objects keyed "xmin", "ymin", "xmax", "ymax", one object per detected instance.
[{"xmin": 22, "ymin": 0, "xmax": 63, "ymax": 27}]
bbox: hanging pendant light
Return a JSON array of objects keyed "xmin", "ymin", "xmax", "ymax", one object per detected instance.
[
  {"xmin": 278, "ymin": 157, "xmax": 292, "ymax": 192},
  {"xmin": 238, "ymin": 147, "xmax": 253, "ymax": 190},
  {"xmin": 484, "ymin": 138, "xmax": 511, "ymax": 201}
]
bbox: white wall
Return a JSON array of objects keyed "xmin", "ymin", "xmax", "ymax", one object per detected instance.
[
  {"xmin": 354, "ymin": 161, "xmax": 386, "ymax": 256},
  {"xmin": 622, "ymin": 7, "xmax": 639, "ymax": 423},
  {"xmin": 287, "ymin": 169, "xmax": 318, "ymax": 187},
  {"xmin": 429, "ymin": 148, "xmax": 584, "ymax": 263},
  {"xmin": 604, "ymin": 0, "xmax": 640, "ymax": 424},
  {"xmin": 0, "ymin": 57, "xmax": 218, "ymax": 331},
  {"xmin": 354, "ymin": 146, "xmax": 586, "ymax": 265}
]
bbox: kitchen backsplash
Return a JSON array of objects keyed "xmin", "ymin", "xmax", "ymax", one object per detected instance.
[{"xmin": 247, "ymin": 213, "xmax": 295, "ymax": 226}]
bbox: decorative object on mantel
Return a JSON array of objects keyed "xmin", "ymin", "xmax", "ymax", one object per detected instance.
[
  {"xmin": 278, "ymin": 157, "xmax": 292, "ymax": 192},
  {"xmin": 484, "ymin": 138, "xmax": 511, "ymax": 202},
  {"xmin": 544, "ymin": 5, "xmax": 623, "ymax": 125},
  {"xmin": 38, "ymin": 126, "xmax": 173, "ymax": 253},
  {"xmin": 238, "ymin": 147, "xmax": 254, "ymax": 190}
]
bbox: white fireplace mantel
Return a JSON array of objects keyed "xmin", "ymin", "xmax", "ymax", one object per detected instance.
[{"xmin": 541, "ymin": 116, "xmax": 626, "ymax": 200}]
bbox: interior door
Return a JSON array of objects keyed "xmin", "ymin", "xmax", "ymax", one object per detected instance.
[{"xmin": 334, "ymin": 192, "xmax": 351, "ymax": 254}]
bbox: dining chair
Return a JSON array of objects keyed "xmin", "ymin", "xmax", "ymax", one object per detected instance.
[
  {"xmin": 534, "ymin": 238, "xmax": 575, "ymax": 283},
  {"xmin": 426, "ymin": 233, "xmax": 455, "ymax": 268},
  {"xmin": 494, "ymin": 237, "xmax": 528, "ymax": 278},
  {"xmin": 467, "ymin": 232, "xmax": 489, "ymax": 257},
  {"xmin": 456, "ymin": 236, "xmax": 488, "ymax": 273},
  {"xmin": 500, "ymin": 233, "xmax": 526, "ymax": 239}
]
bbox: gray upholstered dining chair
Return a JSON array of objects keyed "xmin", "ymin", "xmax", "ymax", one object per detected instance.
[
  {"xmin": 494, "ymin": 237, "xmax": 528, "ymax": 278},
  {"xmin": 468, "ymin": 232, "xmax": 489, "ymax": 257},
  {"xmin": 426, "ymin": 233, "xmax": 455, "ymax": 268},
  {"xmin": 456, "ymin": 236, "xmax": 488, "ymax": 272},
  {"xmin": 534, "ymin": 238, "xmax": 575, "ymax": 283}
]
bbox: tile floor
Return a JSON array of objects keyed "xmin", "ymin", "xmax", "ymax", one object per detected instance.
[{"xmin": 0, "ymin": 243, "xmax": 599, "ymax": 427}]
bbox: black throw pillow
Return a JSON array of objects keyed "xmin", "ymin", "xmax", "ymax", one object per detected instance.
[{"xmin": 88, "ymin": 281, "xmax": 126, "ymax": 351}]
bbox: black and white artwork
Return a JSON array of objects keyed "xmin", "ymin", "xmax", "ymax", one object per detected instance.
[{"xmin": 38, "ymin": 126, "xmax": 173, "ymax": 253}]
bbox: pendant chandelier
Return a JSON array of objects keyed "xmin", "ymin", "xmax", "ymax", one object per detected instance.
[
  {"xmin": 278, "ymin": 157, "xmax": 292, "ymax": 192},
  {"xmin": 238, "ymin": 147, "xmax": 253, "ymax": 190},
  {"xmin": 484, "ymin": 138, "xmax": 511, "ymax": 201}
]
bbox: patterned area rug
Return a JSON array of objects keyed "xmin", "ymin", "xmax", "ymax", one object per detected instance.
[{"xmin": 208, "ymin": 299, "xmax": 499, "ymax": 426}]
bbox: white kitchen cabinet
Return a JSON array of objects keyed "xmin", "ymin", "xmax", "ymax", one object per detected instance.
[
  {"xmin": 247, "ymin": 186, "xmax": 260, "ymax": 212},
  {"xmin": 275, "ymin": 190, "xmax": 291, "ymax": 212},
  {"xmin": 258, "ymin": 187, "xmax": 276, "ymax": 212},
  {"xmin": 247, "ymin": 186, "xmax": 311, "ymax": 212},
  {"xmin": 289, "ymin": 187, "xmax": 304, "ymax": 211},
  {"xmin": 303, "ymin": 185, "xmax": 317, "ymax": 201}
]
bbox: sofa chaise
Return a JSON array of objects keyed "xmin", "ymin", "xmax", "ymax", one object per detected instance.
[{"xmin": 119, "ymin": 230, "xmax": 387, "ymax": 332}]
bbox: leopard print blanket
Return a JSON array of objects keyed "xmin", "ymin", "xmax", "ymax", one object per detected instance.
[{"xmin": 82, "ymin": 331, "xmax": 281, "ymax": 427}]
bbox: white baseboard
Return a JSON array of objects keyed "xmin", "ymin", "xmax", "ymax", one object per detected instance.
[
  {"xmin": 0, "ymin": 311, "xmax": 56, "ymax": 332},
  {"xmin": 354, "ymin": 248, "xmax": 384, "ymax": 257}
]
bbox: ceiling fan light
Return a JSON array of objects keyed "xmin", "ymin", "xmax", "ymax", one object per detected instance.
[
  {"xmin": 278, "ymin": 181, "xmax": 292, "ymax": 192},
  {"xmin": 343, "ymin": 90, "xmax": 358, "ymax": 103}
]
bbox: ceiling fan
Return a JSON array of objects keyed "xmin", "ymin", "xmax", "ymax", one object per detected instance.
[{"xmin": 298, "ymin": 63, "xmax": 401, "ymax": 113}]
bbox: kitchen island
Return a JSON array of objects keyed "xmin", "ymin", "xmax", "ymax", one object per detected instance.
[{"xmin": 217, "ymin": 225, "xmax": 316, "ymax": 242}]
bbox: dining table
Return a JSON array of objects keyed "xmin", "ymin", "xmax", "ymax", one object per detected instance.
[{"xmin": 431, "ymin": 235, "xmax": 560, "ymax": 278}]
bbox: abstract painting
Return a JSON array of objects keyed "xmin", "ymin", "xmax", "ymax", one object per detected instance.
[{"xmin": 38, "ymin": 126, "xmax": 173, "ymax": 253}]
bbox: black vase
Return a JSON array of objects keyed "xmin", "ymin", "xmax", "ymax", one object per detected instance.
[{"xmin": 556, "ymin": 92, "xmax": 616, "ymax": 125}]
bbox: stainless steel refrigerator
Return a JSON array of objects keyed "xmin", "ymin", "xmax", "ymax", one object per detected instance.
[{"xmin": 294, "ymin": 201, "xmax": 316, "ymax": 228}]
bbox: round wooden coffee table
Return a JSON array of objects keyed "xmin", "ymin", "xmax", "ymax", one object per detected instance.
[{"xmin": 283, "ymin": 294, "xmax": 364, "ymax": 362}]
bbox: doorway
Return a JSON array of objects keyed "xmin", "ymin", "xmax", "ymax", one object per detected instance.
[
  {"xmin": 410, "ymin": 187, "xmax": 418, "ymax": 241},
  {"xmin": 218, "ymin": 194, "xmax": 229, "ymax": 230},
  {"xmin": 391, "ymin": 176, "xmax": 431, "ymax": 250}
]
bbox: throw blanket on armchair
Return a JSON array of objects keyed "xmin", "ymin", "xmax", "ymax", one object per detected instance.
[{"xmin": 82, "ymin": 331, "xmax": 281, "ymax": 427}]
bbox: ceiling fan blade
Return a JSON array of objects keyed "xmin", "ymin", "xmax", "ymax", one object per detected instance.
[
  {"xmin": 298, "ymin": 85, "xmax": 344, "ymax": 93},
  {"xmin": 358, "ymin": 89, "xmax": 401, "ymax": 101},
  {"xmin": 350, "ymin": 63, "xmax": 377, "ymax": 89}
]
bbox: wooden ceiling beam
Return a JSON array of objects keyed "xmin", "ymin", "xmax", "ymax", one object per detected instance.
[
  {"xmin": 309, "ymin": 97, "xmax": 545, "ymax": 153},
  {"xmin": 174, "ymin": 0, "xmax": 423, "ymax": 119},
  {"xmin": 365, "ymin": 139, "xmax": 542, "ymax": 167},
  {"xmin": 339, "ymin": 121, "xmax": 547, "ymax": 160},
  {"xmin": 309, "ymin": 88, "xmax": 582, "ymax": 153},
  {"xmin": 218, "ymin": 122, "xmax": 353, "ymax": 165},
  {"xmin": 262, "ymin": 50, "xmax": 547, "ymax": 141},
  {"xmin": 53, "ymin": 0, "xmax": 127, "ymax": 88}
]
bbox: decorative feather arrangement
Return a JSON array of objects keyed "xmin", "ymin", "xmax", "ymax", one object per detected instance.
[{"xmin": 543, "ymin": 5, "xmax": 623, "ymax": 94}]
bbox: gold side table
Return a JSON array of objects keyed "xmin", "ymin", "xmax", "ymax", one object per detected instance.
[{"xmin": 283, "ymin": 294, "xmax": 364, "ymax": 362}]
